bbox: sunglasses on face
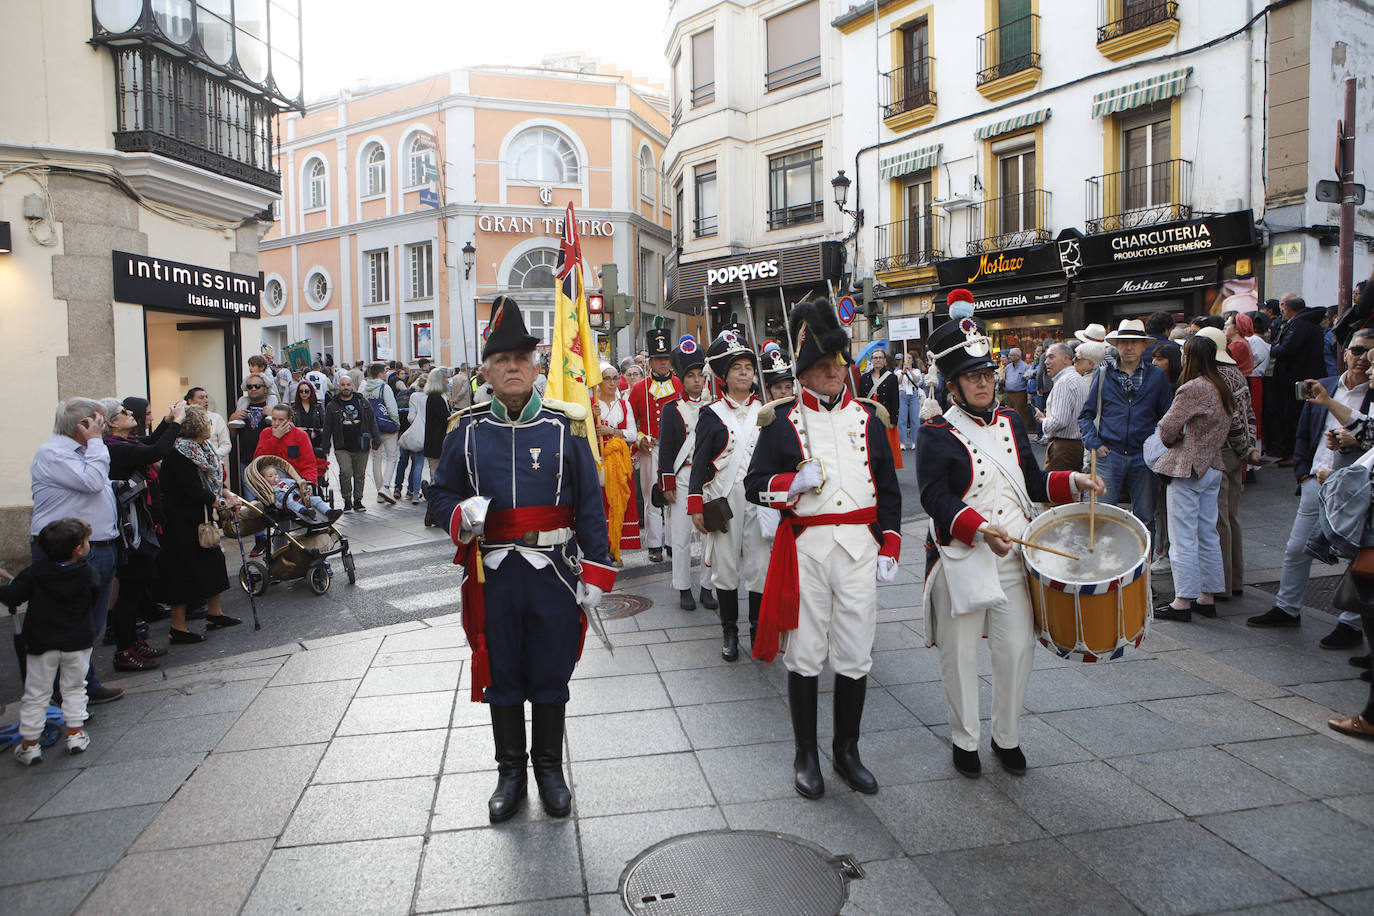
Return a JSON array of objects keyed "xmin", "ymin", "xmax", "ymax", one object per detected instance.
[
  {"xmin": 245, "ymin": 383, "xmax": 265, "ymax": 389},
  {"xmin": 1350, "ymin": 346, "xmax": 1372, "ymax": 358}
]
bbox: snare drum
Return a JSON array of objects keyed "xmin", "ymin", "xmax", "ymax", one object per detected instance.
[{"xmin": 1021, "ymin": 502, "xmax": 1151, "ymax": 662}]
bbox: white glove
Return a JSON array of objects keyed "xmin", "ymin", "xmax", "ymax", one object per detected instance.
[
  {"xmin": 876, "ymin": 556, "xmax": 898, "ymax": 583},
  {"xmin": 458, "ymin": 495, "xmax": 491, "ymax": 536},
  {"xmin": 576, "ymin": 581, "xmax": 605, "ymax": 613},
  {"xmin": 788, "ymin": 459, "xmax": 825, "ymax": 497}
]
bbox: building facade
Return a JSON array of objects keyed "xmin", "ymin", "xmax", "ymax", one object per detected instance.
[
  {"xmin": 834, "ymin": 0, "xmax": 1373, "ymax": 358},
  {"xmin": 0, "ymin": 0, "xmax": 296, "ymax": 558},
  {"xmin": 259, "ymin": 58, "xmax": 677, "ymax": 369}
]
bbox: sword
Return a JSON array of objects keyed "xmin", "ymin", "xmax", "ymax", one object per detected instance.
[
  {"xmin": 739, "ymin": 276, "xmax": 763, "ymax": 398},
  {"xmin": 778, "ymin": 286, "xmax": 815, "ymax": 466},
  {"xmin": 578, "ymin": 576, "xmax": 615, "ymax": 654},
  {"xmin": 827, "ymin": 279, "xmax": 861, "ymax": 400}
]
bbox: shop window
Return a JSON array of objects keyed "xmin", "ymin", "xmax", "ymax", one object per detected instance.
[
  {"xmin": 508, "ymin": 127, "xmax": 579, "ymax": 184},
  {"xmin": 305, "ymin": 270, "xmax": 330, "ymax": 307},
  {"xmin": 692, "ymin": 28, "xmax": 715, "ymax": 106},
  {"xmin": 765, "ymin": 1, "xmax": 820, "ymax": 91},
  {"xmin": 305, "ymin": 158, "xmax": 327, "ymax": 210},
  {"xmin": 362, "ymin": 143, "xmax": 387, "ymax": 197},
  {"xmin": 768, "ymin": 144, "xmax": 823, "ymax": 229},
  {"xmin": 639, "ymin": 147, "xmax": 657, "ymax": 203},
  {"xmin": 366, "ymin": 248, "xmax": 390, "ymax": 303},
  {"xmin": 508, "ymin": 249, "xmax": 559, "ymax": 289},
  {"xmin": 694, "ymin": 163, "xmax": 718, "ymax": 237},
  {"xmin": 407, "ymin": 242, "xmax": 433, "ymax": 299}
]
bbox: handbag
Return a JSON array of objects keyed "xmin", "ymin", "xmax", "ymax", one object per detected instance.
[
  {"xmin": 1143, "ymin": 430, "xmax": 1169, "ymax": 473},
  {"xmin": 1334, "ymin": 565, "xmax": 1374, "ymax": 613},
  {"xmin": 701, "ymin": 496, "xmax": 733, "ymax": 533},
  {"xmin": 198, "ymin": 504, "xmax": 221, "ymax": 548},
  {"xmin": 1353, "ymin": 547, "xmax": 1374, "ymax": 581}
]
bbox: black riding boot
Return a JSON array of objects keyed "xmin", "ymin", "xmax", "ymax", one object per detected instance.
[
  {"xmin": 488, "ymin": 704, "xmax": 528, "ymax": 823},
  {"xmin": 699, "ymin": 586, "xmax": 718, "ymax": 609},
  {"xmin": 788, "ymin": 672, "xmax": 824, "ymax": 799},
  {"xmin": 718, "ymin": 588, "xmax": 740, "ymax": 661},
  {"xmin": 530, "ymin": 703, "xmax": 572, "ymax": 817},
  {"xmin": 832, "ymin": 675, "xmax": 878, "ymax": 794},
  {"xmin": 747, "ymin": 591, "xmax": 763, "ymax": 653}
]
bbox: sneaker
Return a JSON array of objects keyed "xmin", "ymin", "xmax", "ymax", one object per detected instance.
[
  {"xmin": 1150, "ymin": 556, "xmax": 1171, "ymax": 573},
  {"xmin": 1247, "ymin": 607, "xmax": 1301, "ymax": 628},
  {"xmin": 1319, "ymin": 622, "xmax": 1365, "ymax": 650},
  {"xmin": 410, "ymin": 493, "xmax": 420, "ymax": 505},
  {"xmin": 13, "ymin": 742, "xmax": 41, "ymax": 766},
  {"xmin": 648, "ymin": 548, "xmax": 663, "ymax": 563},
  {"xmin": 392, "ymin": 489, "xmax": 403, "ymax": 502},
  {"xmin": 353, "ymin": 502, "xmax": 367, "ymax": 513},
  {"xmin": 379, "ymin": 491, "xmax": 396, "ymax": 504},
  {"xmin": 341, "ymin": 503, "xmax": 354, "ymax": 513},
  {"xmin": 134, "ymin": 639, "xmax": 167, "ymax": 659},
  {"xmin": 113, "ymin": 648, "xmax": 158, "ymax": 672},
  {"xmin": 66, "ymin": 730, "xmax": 90, "ymax": 754},
  {"xmin": 249, "ymin": 545, "xmax": 264, "ymax": 558},
  {"xmin": 88, "ymin": 685, "xmax": 124, "ymax": 704}
]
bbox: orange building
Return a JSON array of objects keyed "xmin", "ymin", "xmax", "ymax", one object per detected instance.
[{"xmin": 260, "ymin": 57, "xmax": 680, "ymax": 368}]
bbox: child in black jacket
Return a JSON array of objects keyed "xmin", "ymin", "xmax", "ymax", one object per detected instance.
[{"xmin": 0, "ymin": 518, "xmax": 99, "ymax": 765}]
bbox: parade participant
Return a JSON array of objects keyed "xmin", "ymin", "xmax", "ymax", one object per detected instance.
[
  {"xmin": 428, "ymin": 296, "xmax": 616, "ymax": 824},
  {"xmin": 592, "ymin": 361, "xmax": 640, "ymax": 562},
  {"xmin": 918, "ymin": 303, "xmax": 1103, "ymax": 778},
  {"xmin": 859, "ymin": 348, "xmax": 902, "ymax": 470},
  {"xmin": 628, "ymin": 329, "xmax": 683, "ymax": 562},
  {"xmin": 657, "ymin": 336, "xmax": 716, "ymax": 611},
  {"xmin": 746, "ymin": 298, "xmax": 901, "ymax": 799},
  {"xmin": 762, "ymin": 343, "xmax": 794, "ymax": 402},
  {"xmin": 690, "ymin": 331, "xmax": 768, "ymax": 661}
]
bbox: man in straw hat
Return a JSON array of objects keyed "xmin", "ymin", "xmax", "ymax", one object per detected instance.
[
  {"xmin": 745, "ymin": 298, "xmax": 902, "ymax": 799},
  {"xmin": 918, "ymin": 308, "xmax": 1103, "ymax": 778},
  {"xmin": 428, "ymin": 295, "xmax": 617, "ymax": 824},
  {"xmin": 1077, "ymin": 319, "xmax": 1174, "ymax": 532}
]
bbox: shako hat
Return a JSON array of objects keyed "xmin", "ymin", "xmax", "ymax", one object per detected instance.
[
  {"xmin": 706, "ymin": 328, "xmax": 759, "ymax": 381},
  {"xmin": 671, "ymin": 334, "xmax": 705, "ymax": 377},
  {"xmin": 789, "ymin": 298, "xmax": 851, "ymax": 377},
  {"xmin": 760, "ymin": 342, "xmax": 793, "ymax": 387},
  {"xmin": 929, "ymin": 314, "xmax": 996, "ymax": 380},
  {"xmin": 482, "ymin": 296, "xmax": 540, "ymax": 361},
  {"xmin": 645, "ymin": 328, "xmax": 672, "ymax": 358}
]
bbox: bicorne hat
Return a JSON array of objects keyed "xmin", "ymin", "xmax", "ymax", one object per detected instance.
[
  {"xmin": 671, "ymin": 335, "xmax": 705, "ymax": 377},
  {"xmin": 760, "ymin": 342, "xmax": 793, "ymax": 388},
  {"xmin": 789, "ymin": 298, "xmax": 851, "ymax": 378},
  {"xmin": 928, "ymin": 314, "xmax": 996, "ymax": 381},
  {"xmin": 482, "ymin": 296, "xmax": 540, "ymax": 361},
  {"xmin": 706, "ymin": 329, "xmax": 759, "ymax": 382},
  {"xmin": 645, "ymin": 328, "xmax": 672, "ymax": 358}
]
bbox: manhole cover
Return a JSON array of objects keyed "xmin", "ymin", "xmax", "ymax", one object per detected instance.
[
  {"xmin": 598, "ymin": 593, "xmax": 653, "ymax": 620},
  {"xmin": 619, "ymin": 830, "xmax": 859, "ymax": 916}
]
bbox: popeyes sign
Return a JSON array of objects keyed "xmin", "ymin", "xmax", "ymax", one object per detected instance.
[{"xmin": 706, "ymin": 258, "xmax": 780, "ymax": 288}]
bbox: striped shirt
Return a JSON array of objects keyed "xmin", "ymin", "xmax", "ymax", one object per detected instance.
[{"xmin": 1041, "ymin": 365, "xmax": 1088, "ymax": 440}]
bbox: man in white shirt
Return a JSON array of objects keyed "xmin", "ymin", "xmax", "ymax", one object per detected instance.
[
  {"xmin": 29, "ymin": 398, "xmax": 124, "ymax": 703},
  {"xmin": 1035, "ymin": 342, "xmax": 1088, "ymax": 472}
]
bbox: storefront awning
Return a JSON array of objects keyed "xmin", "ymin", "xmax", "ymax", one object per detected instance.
[
  {"xmin": 973, "ymin": 109, "xmax": 1051, "ymax": 141},
  {"xmin": 1077, "ymin": 262, "xmax": 1218, "ymax": 300},
  {"xmin": 1091, "ymin": 67, "xmax": 1192, "ymax": 119},
  {"xmin": 880, "ymin": 144, "xmax": 942, "ymax": 180}
]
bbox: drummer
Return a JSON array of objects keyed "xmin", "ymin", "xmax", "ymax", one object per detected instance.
[{"xmin": 917, "ymin": 300, "xmax": 1104, "ymax": 778}]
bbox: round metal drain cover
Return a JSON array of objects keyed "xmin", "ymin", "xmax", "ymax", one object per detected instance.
[
  {"xmin": 620, "ymin": 829, "xmax": 856, "ymax": 916},
  {"xmin": 598, "ymin": 593, "xmax": 653, "ymax": 620}
]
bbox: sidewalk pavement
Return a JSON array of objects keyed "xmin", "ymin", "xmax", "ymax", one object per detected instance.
[{"xmin": 3, "ymin": 497, "xmax": 1374, "ymax": 915}]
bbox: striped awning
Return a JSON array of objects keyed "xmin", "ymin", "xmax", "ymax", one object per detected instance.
[
  {"xmin": 1091, "ymin": 67, "xmax": 1192, "ymax": 119},
  {"xmin": 879, "ymin": 144, "xmax": 942, "ymax": 180},
  {"xmin": 973, "ymin": 108, "xmax": 1051, "ymax": 141}
]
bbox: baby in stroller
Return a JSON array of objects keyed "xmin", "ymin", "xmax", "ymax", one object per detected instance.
[{"xmin": 262, "ymin": 465, "xmax": 341, "ymax": 528}]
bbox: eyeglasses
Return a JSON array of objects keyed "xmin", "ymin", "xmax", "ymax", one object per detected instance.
[
  {"xmin": 1350, "ymin": 346, "xmax": 1372, "ymax": 357},
  {"xmin": 964, "ymin": 369, "xmax": 997, "ymax": 385},
  {"xmin": 244, "ymin": 383, "xmax": 266, "ymax": 389}
]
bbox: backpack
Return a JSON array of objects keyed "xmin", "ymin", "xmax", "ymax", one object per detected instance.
[{"xmin": 367, "ymin": 395, "xmax": 398, "ymax": 433}]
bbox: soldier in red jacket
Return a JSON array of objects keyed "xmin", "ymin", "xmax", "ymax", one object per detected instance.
[{"xmin": 627, "ymin": 329, "xmax": 683, "ymax": 562}]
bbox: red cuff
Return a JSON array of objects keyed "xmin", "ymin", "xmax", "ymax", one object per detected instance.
[
  {"xmin": 661, "ymin": 473, "xmax": 676, "ymax": 492},
  {"xmin": 950, "ymin": 506, "xmax": 987, "ymax": 546},
  {"xmin": 764, "ymin": 473, "xmax": 798, "ymax": 508},
  {"xmin": 880, "ymin": 530, "xmax": 901, "ymax": 560},
  {"xmin": 581, "ymin": 559, "xmax": 617, "ymax": 592},
  {"xmin": 1047, "ymin": 470, "xmax": 1074, "ymax": 505},
  {"xmin": 687, "ymin": 493, "xmax": 704, "ymax": 515},
  {"xmin": 448, "ymin": 506, "xmax": 464, "ymax": 545}
]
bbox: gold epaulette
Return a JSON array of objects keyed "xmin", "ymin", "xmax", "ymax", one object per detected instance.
[
  {"xmin": 539, "ymin": 397, "xmax": 590, "ymax": 437},
  {"xmin": 757, "ymin": 395, "xmax": 796, "ymax": 427},
  {"xmin": 446, "ymin": 401, "xmax": 489, "ymax": 433},
  {"xmin": 855, "ymin": 397, "xmax": 893, "ymax": 429}
]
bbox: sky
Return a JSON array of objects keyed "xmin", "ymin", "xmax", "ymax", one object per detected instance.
[{"xmin": 300, "ymin": 0, "xmax": 671, "ymax": 100}]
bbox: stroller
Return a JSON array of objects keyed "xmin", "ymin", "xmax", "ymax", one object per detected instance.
[{"xmin": 227, "ymin": 455, "xmax": 356, "ymax": 596}]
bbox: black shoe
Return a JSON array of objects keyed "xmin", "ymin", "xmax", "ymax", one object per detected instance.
[
  {"xmin": 1320, "ymin": 622, "xmax": 1365, "ymax": 650},
  {"xmin": 788, "ymin": 672, "xmax": 824, "ymax": 799},
  {"xmin": 530, "ymin": 704, "xmax": 571, "ymax": 817},
  {"xmin": 992, "ymin": 740, "xmax": 1027, "ymax": 775},
  {"xmin": 353, "ymin": 502, "xmax": 367, "ymax": 513},
  {"xmin": 87, "ymin": 685, "xmax": 124, "ymax": 704},
  {"xmin": 648, "ymin": 548, "xmax": 663, "ymax": 563},
  {"xmin": 953, "ymin": 746, "xmax": 982, "ymax": 778},
  {"xmin": 1362, "ymin": 670, "xmax": 1372, "ymax": 683},
  {"xmin": 169, "ymin": 627, "xmax": 206, "ymax": 644},
  {"xmin": 698, "ymin": 588, "xmax": 717, "ymax": 610},
  {"xmin": 679, "ymin": 589, "xmax": 696, "ymax": 611},
  {"xmin": 1248, "ymin": 607, "xmax": 1301, "ymax": 628},
  {"xmin": 488, "ymin": 705, "xmax": 527, "ymax": 824},
  {"xmin": 205, "ymin": 614, "xmax": 242, "ymax": 630},
  {"xmin": 832, "ymin": 675, "xmax": 878, "ymax": 794},
  {"xmin": 665, "ymin": 546, "xmax": 672, "ymax": 558},
  {"xmin": 721, "ymin": 633, "xmax": 739, "ymax": 662},
  {"xmin": 326, "ymin": 508, "xmax": 344, "ymax": 524},
  {"xmin": 341, "ymin": 503, "xmax": 353, "ymax": 513},
  {"xmin": 1154, "ymin": 603, "xmax": 1192, "ymax": 622},
  {"xmin": 1350, "ymin": 654, "xmax": 1372, "ymax": 669},
  {"xmin": 1194, "ymin": 602, "xmax": 1218, "ymax": 618}
]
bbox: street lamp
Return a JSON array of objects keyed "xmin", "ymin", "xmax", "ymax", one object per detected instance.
[
  {"xmin": 831, "ymin": 170, "xmax": 862, "ymax": 226},
  {"xmin": 462, "ymin": 240, "xmax": 476, "ymax": 279}
]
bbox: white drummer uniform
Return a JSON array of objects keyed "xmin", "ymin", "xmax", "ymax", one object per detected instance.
[
  {"xmin": 688, "ymin": 393, "xmax": 769, "ymax": 593},
  {"xmin": 918, "ymin": 402, "xmax": 1079, "ymax": 753},
  {"xmin": 658, "ymin": 390, "xmax": 710, "ymax": 592}
]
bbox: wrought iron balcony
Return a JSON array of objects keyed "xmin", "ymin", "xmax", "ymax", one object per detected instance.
[
  {"xmin": 874, "ymin": 217, "xmax": 943, "ymax": 273},
  {"xmin": 1098, "ymin": 0, "xmax": 1179, "ymax": 44},
  {"xmin": 881, "ymin": 59, "xmax": 937, "ymax": 120},
  {"xmin": 976, "ymin": 15, "xmax": 1040, "ymax": 86},
  {"xmin": 966, "ymin": 189, "xmax": 1052, "ymax": 254},
  {"xmin": 1085, "ymin": 159, "xmax": 1192, "ymax": 234}
]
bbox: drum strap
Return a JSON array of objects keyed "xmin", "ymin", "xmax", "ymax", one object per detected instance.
[{"xmin": 945, "ymin": 406, "xmax": 1035, "ymax": 518}]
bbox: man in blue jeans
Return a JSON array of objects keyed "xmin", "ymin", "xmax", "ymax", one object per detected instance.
[{"xmin": 1078, "ymin": 319, "xmax": 1174, "ymax": 532}]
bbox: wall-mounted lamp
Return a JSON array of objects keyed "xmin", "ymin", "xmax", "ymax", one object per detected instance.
[
  {"xmin": 831, "ymin": 171, "xmax": 862, "ymax": 227},
  {"xmin": 0, "ymin": 221, "xmax": 11, "ymax": 254},
  {"xmin": 462, "ymin": 240, "xmax": 476, "ymax": 280}
]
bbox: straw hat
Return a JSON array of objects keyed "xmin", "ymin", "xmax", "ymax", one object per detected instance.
[
  {"xmin": 1104, "ymin": 319, "xmax": 1151, "ymax": 341},
  {"xmin": 1074, "ymin": 323, "xmax": 1107, "ymax": 344},
  {"xmin": 1194, "ymin": 326, "xmax": 1235, "ymax": 364}
]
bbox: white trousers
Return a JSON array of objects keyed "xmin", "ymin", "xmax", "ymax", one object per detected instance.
[
  {"xmin": 638, "ymin": 450, "xmax": 665, "ymax": 548},
  {"xmin": 704, "ymin": 484, "xmax": 768, "ymax": 593},
  {"xmin": 782, "ymin": 532, "xmax": 879, "ymax": 679},
  {"xmin": 370, "ymin": 433, "xmax": 399, "ymax": 493},
  {"xmin": 20, "ymin": 648, "xmax": 91, "ymax": 740},
  {"xmin": 666, "ymin": 485, "xmax": 704, "ymax": 591},
  {"xmin": 931, "ymin": 550, "xmax": 1034, "ymax": 752}
]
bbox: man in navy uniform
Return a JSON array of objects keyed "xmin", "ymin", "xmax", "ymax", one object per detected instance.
[
  {"xmin": 745, "ymin": 299, "xmax": 902, "ymax": 799},
  {"xmin": 917, "ymin": 307, "xmax": 1103, "ymax": 778},
  {"xmin": 657, "ymin": 335, "xmax": 717, "ymax": 612},
  {"xmin": 429, "ymin": 296, "xmax": 617, "ymax": 823}
]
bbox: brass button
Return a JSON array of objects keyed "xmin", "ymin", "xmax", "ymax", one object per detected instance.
[{"xmin": 522, "ymin": 531, "xmax": 539, "ymax": 545}]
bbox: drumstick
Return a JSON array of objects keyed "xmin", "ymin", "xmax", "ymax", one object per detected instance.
[
  {"xmin": 1088, "ymin": 451, "xmax": 1098, "ymax": 552},
  {"xmin": 978, "ymin": 528, "xmax": 1081, "ymax": 561}
]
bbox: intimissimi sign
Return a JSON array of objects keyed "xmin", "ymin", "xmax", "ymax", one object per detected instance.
[{"xmin": 113, "ymin": 251, "xmax": 261, "ymax": 319}]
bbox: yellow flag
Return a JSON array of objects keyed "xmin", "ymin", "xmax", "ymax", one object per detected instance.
[{"xmin": 548, "ymin": 203, "xmax": 602, "ymax": 462}]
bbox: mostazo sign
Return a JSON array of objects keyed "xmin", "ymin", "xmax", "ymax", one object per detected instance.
[{"xmin": 707, "ymin": 258, "xmax": 779, "ymax": 287}]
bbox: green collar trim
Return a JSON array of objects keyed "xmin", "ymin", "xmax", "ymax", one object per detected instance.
[{"xmin": 489, "ymin": 388, "xmax": 542, "ymax": 423}]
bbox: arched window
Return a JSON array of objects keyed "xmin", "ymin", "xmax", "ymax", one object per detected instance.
[
  {"xmin": 638, "ymin": 146, "xmax": 656, "ymax": 202},
  {"xmin": 362, "ymin": 143, "xmax": 387, "ymax": 197},
  {"xmin": 508, "ymin": 128, "xmax": 579, "ymax": 183},
  {"xmin": 407, "ymin": 134, "xmax": 437, "ymax": 187},
  {"xmin": 305, "ymin": 159, "xmax": 327, "ymax": 209},
  {"xmin": 508, "ymin": 249, "xmax": 560, "ymax": 289}
]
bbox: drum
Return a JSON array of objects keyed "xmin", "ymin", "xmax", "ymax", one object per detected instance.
[{"xmin": 1020, "ymin": 501, "xmax": 1151, "ymax": 662}]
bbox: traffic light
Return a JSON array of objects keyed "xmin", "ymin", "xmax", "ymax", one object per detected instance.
[
  {"xmin": 588, "ymin": 292, "xmax": 605, "ymax": 327},
  {"xmin": 599, "ymin": 263, "xmax": 629, "ymax": 327},
  {"xmin": 862, "ymin": 277, "xmax": 881, "ymax": 330}
]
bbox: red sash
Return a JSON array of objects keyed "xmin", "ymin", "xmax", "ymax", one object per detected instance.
[{"xmin": 753, "ymin": 507, "xmax": 878, "ymax": 662}]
